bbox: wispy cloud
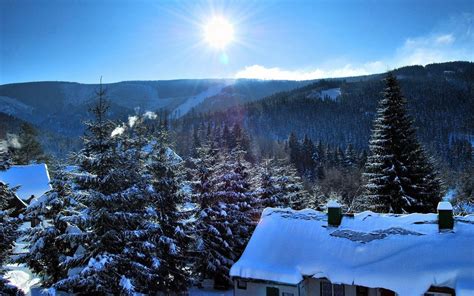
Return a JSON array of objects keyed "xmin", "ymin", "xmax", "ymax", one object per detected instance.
[
  {"xmin": 435, "ymin": 34, "xmax": 455, "ymax": 45},
  {"xmin": 235, "ymin": 14, "xmax": 473, "ymax": 80},
  {"xmin": 234, "ymin": 62, "xmax": 386, "ymax": 80}
]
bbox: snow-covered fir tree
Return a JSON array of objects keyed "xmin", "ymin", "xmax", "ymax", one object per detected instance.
[
  {"xmin": 0, "ymin": 153, "xmax": 24, "ymax": 295},
  {"xmin": 52, "ymin": 89, "xmax": 162, "ymax": 294},
  {"xmin": 257, "ymin": 158, "xmax": 310, "ymax": 209},
  {"xmin": 12, "ymin": 123, "xmax": 48, "ymax": 165},
  {"xmin": 190, "ymin": 143, "xmax": 231, "ymax": 288},
  {"xmin": 219, "ymin": 146, "xmax": 259, "ymax": 257},
  {"xmin": 16, "ymin": 167, "xmax": 83, "ymax": 287},
  {"xmin": 344, "ymin": 144, "xmax": 357, "ymax": 169},
  {"xmin": 145, "ymin": 130, "xmax": 190, "ymax": 293},
  {"xmin": 360, "ymin": 73, "xmax": 442, "ymax": 213},
  {"xmin": 191, "ymin": 141, "xmax": 258, "ymax": 289}
]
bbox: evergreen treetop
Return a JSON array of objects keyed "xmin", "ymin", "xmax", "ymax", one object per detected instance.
[{"xmin": 362, "ymin": 73, "xmax": 442, "ymax": 213}]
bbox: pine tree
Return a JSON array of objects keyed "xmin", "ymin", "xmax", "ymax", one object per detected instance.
[
  {"xmin": 146, "ymin": 131, "xmax": 190, "ymax": 293},
  {"xmin": 344, "ymin": 144, "xmax": 357, "ymax": 168},
  {"xmin": 222, "ymin": 124, "xmax": 232, "ymax": 149},
  {"xmin": 361, "ymin": 73, "xmax": 442, "ymax": 213},
  {"xmin": 222, "ymin": 146, "xmax": 259, "ymax": 254},
  {"xmin": 257, "ymin": 158, "xmax": 310, "ymax": 209},
  {"xmin": 256, "ymin": 159, "xmax": 280, "ymax": 208},
  {"xmin": 288, "ymin": 132, "xmax": 300, "ymax": 170},
  {"xmin": 0, "ymin": 154, "xmax": 24, "ymax": 295},
  {"xmin": 301, "ymin": 135, "xmax": 315, "ymax": 180},
  {"xmin": 190, "ymin": 143, "xmax": 233, "ymax": 288},
  {"xmin": 454, "ymin": 164, "xmax": 474, "ymax": 214},
  {"xmin": 12, "ymin": 123, "xmax": 48, "ymax": 165},
  {"xmin": 16, "ymin": 167, "xmax": 81, "ymax": 287},
  {"xmin": 54, "ymin": 88, "xmax": 173, "ymax": 294},
  {"xmin": 191, "ymin": 142, "xmax": 258, "ymax": 289},
  {"xmin": 313, "ymin": 141, "xmax": 326, "ymax": 180},
  {"xmin": 191, "ymin": 125, "xmax": 201, "ymax": 157}
]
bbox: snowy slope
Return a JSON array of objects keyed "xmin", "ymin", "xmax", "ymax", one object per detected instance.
[
  {"xmin": 172, "ymin": 81, "xmax": 234, "ymax": 117},
  {"xmin": 321, "ymin": 87, "xmax": 341, "ymax": 100},
  {"xmin": 230, "ymin": 208, "xmax": 474, "ymax": 295},
  {"xmin": 0, "ymin": 164, "xmax": 51, "ymax": 201},
  {"xmin": 307, "ymin": 87, "xmax": 341, "ymax": 101},
  {"xmin": 0, "ymin": 96, "xmax": 33, "ymax": 116}
]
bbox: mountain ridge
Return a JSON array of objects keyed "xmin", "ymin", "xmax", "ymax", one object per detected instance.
[{"xmin": 1, "ymin": 61, "xmax": 472, "ymax": 158}]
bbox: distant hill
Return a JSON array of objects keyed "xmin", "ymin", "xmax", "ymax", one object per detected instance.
[
  {"xmin": 175, "ymin": 61, "xmax": 474, "ymax": 170},
  {"xmin": 1, "ymin": 61, "xmax": 473, "ymax": 159},
  {"xmin": 0, "ymin": 79, "xmax": 311, "ymax": 156}
]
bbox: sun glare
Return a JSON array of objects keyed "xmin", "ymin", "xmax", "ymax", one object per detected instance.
[{"xmin": 204, "ymin": 16, "xmax": 235, "ymax": 49}]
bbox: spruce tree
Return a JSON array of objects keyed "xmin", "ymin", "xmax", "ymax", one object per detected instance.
[
  {"xmin": 257, "ymin": 158, "xmax": 310, "ymax": 209},
  {"xmin": 146, "ymin": 130, "xmax": 190, "ymax": 293},
  {"xmin": 288, "ymin": 132, "xmax": 300, "ymax": 170},
  {"xmin": 314, "ymin": 141, "xmax": 326, "ymax": 180},
  {"xmin": 54, "ymin": 88, "xmax": 170, "ymax": 294},
  {"xmin": 0, "ymin": 154, "xmax": 24, "ymax": 295},
  {"xmin": 191, "ymin": 141, "xmax": 258, "ymax": 289},
  {"xmin": 221, "ymin": 146, "xmax": 259, "ymax": 256},
  {"xmin": 344, "ymin": 144, "xmax": 357, "ymax": 168},
  {"xmin": 301, "ymin": 135, "xmax": 315, "ymax": 180},
  {"xmin": 361, "ymin": 73, "xmax": 442, "ymax": 213},
  {"xmin": 16, "ymin": 167, "xmax": 80, "ymax": 287},
  {"xmin": 13, "ymin": 123, "xmax": 48, "ymax": 165},
  {"xmin": 190, "ymin": 143, "xmax": 233, "ymax": 288}
]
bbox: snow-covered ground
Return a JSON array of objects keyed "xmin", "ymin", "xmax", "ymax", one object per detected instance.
[
  {"xmin": 0, "ymin": 96, "xmax": 33, "ymax": 116},
  {"xmin": 5, "ymin": 264, "xmax": 41, "ymax": 296},
  {"xmin": 4, "ymin": 271, "xmax": 232, "ymax": 296},
  {"xmin": 320, "ymin": 88, "xmax": 341, "ymax": 100},
  {"xmin": 307, "ymin": 87, "xmax": 341, "ymax": 101}
]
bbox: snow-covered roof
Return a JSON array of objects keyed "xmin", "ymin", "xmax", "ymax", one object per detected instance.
[
  {"xmin": 0, "ymin": 164, "xmax": 52, "ymax": 202},
  {"xmin": 230, "ymin": 208, "xmax": 474, "ymax": 295}
]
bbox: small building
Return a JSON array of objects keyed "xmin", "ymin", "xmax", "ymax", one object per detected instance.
[
  {"xmin": 230, "ymin": 202, "xmax": 474, "ymax": 296},
  {"xmin": 0, "ymin": 164, "xmax": 52, "ymax": 219}
]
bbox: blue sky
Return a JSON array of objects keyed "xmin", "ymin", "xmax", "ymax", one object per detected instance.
[{"xmin": 1, "ymin": 0, "xmax": 473, "ymax": 84}]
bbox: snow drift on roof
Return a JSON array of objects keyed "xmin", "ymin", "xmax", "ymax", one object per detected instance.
[
  {"xmin": 230, "ymin": 208, "xmax": 474, "ymax": 295},
  {"xmin": 0, "ymin": 164, "xmax": 51, "ymax": 202}
]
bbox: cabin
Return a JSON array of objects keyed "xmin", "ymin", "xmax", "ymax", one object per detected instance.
[
  {"xmin": 230, "ymin": 201, "xmax": 474, "ymax": 296},
  {"xmin": 0, "ymin": 164, "xmax": 52, "ymax": 222}
]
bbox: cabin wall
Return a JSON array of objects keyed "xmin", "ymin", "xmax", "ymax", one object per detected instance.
[
  {"xmin": 303, "ymin": 278, "xmax": 378, "ymax": 296},
  {"xmin": 234, "ymin": 277, "xmax": 384, "ymax": 296},
  {"xmin": 233, "ymin": 279, "xmax": 299, "ymax": 296}
]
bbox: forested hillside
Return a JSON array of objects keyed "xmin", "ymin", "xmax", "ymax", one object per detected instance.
[
  {"xmin": 175, "ymin": 62, "xmax": 474, "ymax": 170},
  {"xmin": 0, "ymin": 79, "xmax": 309, "ymax": 155}
]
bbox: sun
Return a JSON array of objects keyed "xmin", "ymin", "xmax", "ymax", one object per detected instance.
[{"xmin": 203, "ymin": 16, "xmax": 235, "ymax": 49}]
